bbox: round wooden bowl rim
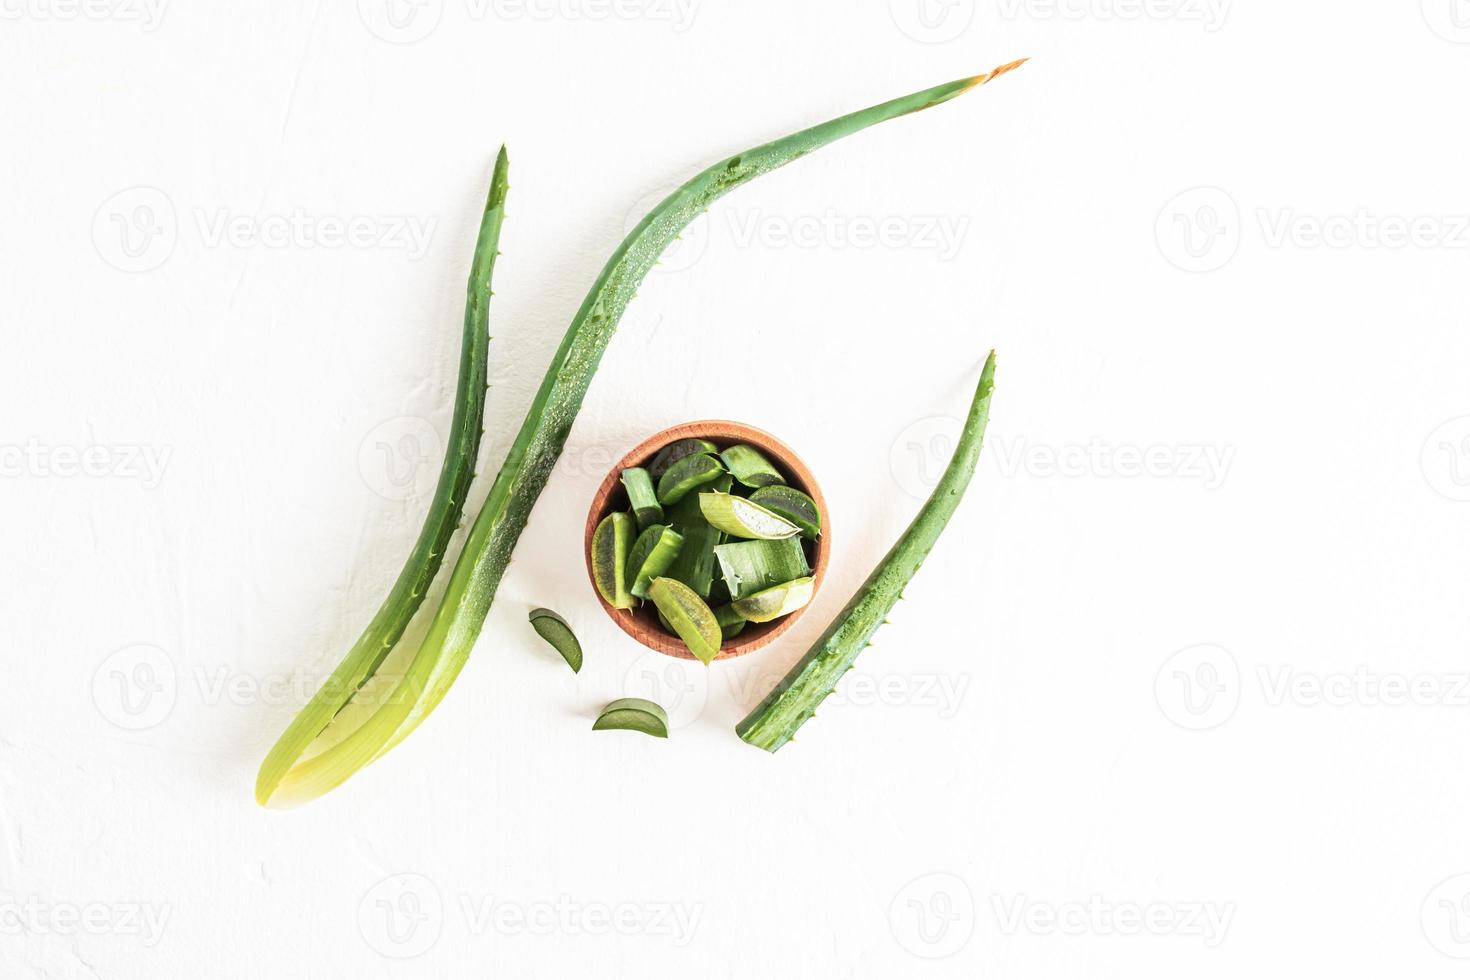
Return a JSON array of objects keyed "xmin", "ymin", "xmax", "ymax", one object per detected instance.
[{"xmin": 582, "ymin": 420, "xmax": 830, "ymax": 661}]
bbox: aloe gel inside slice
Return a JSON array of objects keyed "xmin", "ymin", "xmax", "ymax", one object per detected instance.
[{"xmin": 713, "ymin": 536, "xmax": 809, "ymax": 600}]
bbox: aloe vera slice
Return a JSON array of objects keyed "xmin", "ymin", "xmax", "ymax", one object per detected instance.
[
  {"xmin": 253, "ymin": 149, "xmax": 510, "ymax": 804},
  {"xmin": 528, "ymin": 608, "xmax": 582, "ymax": 673},
  {"xmin": 748, "ymin": 485, "xmax": 821, "ymax": 539},
  {"xmin": 713, "ymin": 604, "xmax": 748, "ymax": 640},
  {"xmin": 628, "ymin": 525, "xmax": 684, "ymax": 599},
  {"xmin": 620, "ymin": 467, "xmax": 664, "ymax": 530},
  {"xmin": 591, "ymin": 511, "xmax": 637, "ymax": 610},
  {"xmin": 731, "ymin": 576, "xmax": 815, "ymax": 623},
  {"xmin": 720, "ymin": 444, "xmax": 786, "ymax": 488},
  {"xmin": 713, "ymin": 536, "xmax": 809, "ymax": 600},
  {"xmin": 593, "ymin": 697, "xmax": 669, "ymax": 738},
  {"xmin": 699, "ymin": 491, "xmax": 800, "ymax": 540},
  {"xmin": 737, "ymin": 354, "xmax": 997, "ymax": 753},
  {"xmin": 648, "ymin": 577, "xmax": 722, "ymax": 665},
  {"xmin": 656, "ymin": 452, "xmax": 725, "ymax": 506},
  {"xmin": 649, "ymin": 438, "xmax": 718, "ymax": 479},
  {"xmin": 664, "ymin": 473, "xmax": 731, "ymax": 598},
  {"xmin": 259, "ymin": 64, "xmax": 1025, "ymax": 806}
]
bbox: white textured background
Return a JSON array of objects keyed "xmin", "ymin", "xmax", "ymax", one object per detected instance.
[{"xmin": 4, "ymin": 2, "xmax": 1470, "ymax": 976}]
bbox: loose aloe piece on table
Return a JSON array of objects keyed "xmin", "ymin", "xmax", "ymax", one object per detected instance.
[
  {"xmin": 259, "ymin": 63, "xmax": 1025, "ymax": 806},
  {"xmin": 731, "ymin": 576, "xmax": 815, "ymax": 623},
  {"xmin": 656, "ymin": 452, "xmax": 725, "ymax": 506},
  {"xmin": 628, "ymin": 525, "xmax": 684, "ymax": 599},
  {"xmin": 713, "ymin": 536, "xmax": 809, "ymax": 600},
  {"xmin": 528, "ymin": 608, "xmax": 582, "ymax": 673},
  {"xmin": 713, "ymin": 604, "xmax": 748, "ymax": 640},
  {"xmin": 737, "ymin": 353, "xmax": 997, "ymax": 753},
  {"xmin": 649, "ymin": 438, "xmax": 718, "ymax": 479},
  {"xmin": 254, "ymin": 149, "xmax": 510, "ymax": 805},
  {"xmin": 591, "ymin": 511, "xmax": 637, "ymax": 610},
  {"xmin": 593, "ymin": 698, "xmax": 669, "ymax": 738},
  {"xmin": 748, "ymin": 485, "xmax": 821, "ymax": 539},
  {"xmin": 620, "ymin": 467, "xmax": 664, "ymax": 530},
  {"xmin": 700, "ymin": 491, "xmax": 800, "ymax": 540},
  {"xmin": 664, "ymin": 473, "xmax": 731, "ymax": 598},
  {"xmin": 648, "ymin": 577, "xmax": 723, "ymax": 665},
  {"xmin": 720, "ymin": 444, "xmax": 786, "ymax": 488}
]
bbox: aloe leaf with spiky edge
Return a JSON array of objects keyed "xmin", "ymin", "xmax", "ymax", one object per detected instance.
[
  {"xmin": 260, "ymin": 62, "xmax": 1025, "ymax": 807},
  {"xmin": 253, "ymin": 148, "xmax": 510, "ymax": 804},
  {"xmin": 736, "ymin": 352, "xmax": 997, "ymax": 752}
]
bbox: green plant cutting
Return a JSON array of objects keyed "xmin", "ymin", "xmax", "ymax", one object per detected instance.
[
  {"xmin": 736, "ymin": 353, "xmax": 997, "ymax": 752},
  {"xmin": 256, "ymin": 61, "xmax": 1024, "ymax": 807}
]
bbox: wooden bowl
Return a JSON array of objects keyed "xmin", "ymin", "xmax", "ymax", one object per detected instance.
[{"xmin": 583, "ymin": 421, "xmax": 830, "ymax": 661}]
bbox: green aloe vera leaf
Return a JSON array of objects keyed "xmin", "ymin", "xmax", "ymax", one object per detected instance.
[
  {"xmin": 720, "ymin": 444, "xmax": 786, "ymax": 488},
  {"xmin": 713, "ymin": 604, "xmax": 748, "ymax": 640},
  {"xmin": 648, "ymin": 577, "xmax": 722, "ymax": 665},
  {"xmin": 699, "ymin": 491, "xmax": 800, "ymax": 540},
  {"xmin": 254, "ymin": 148, "xmax": 510, "ymax": 804},
  {"xmin": 713, "ymin": 536, "xmax": 809, "ymax": 600},
  {"xmin": 748, "ymin": 485, "xmax": 821, "ymax": 538},
  {"xmin": 649, "ymin": 438, "xmax": 718, "ymax": 479},
  {"xmin": 628, "ymin": 525, "xmax": 684, "ymax": 599},
  {"xmin": 528, "ymin": 607, "xmax": 582, "ymax": 673},
  {"xmin": 656, "ymin": 452, "xmax": 725, "ymax": 506},
  {"xmin": 737, "ymin": 353, "xmax": 997, "ymax": 753},
  {"xmin": 620, "ymin": 467, "xmax": 664, "ymax": 530},
  {"xmin": 731, "ymin": 576, "xmax": 815, "ymax": 623},
  {"xmin": 260, "ymin": 63, "xmax": 1025, "ymax": 806},
  {"xmin": 656, "ymin": 608, "xmax": 679, "ymax": 636},
  {"xmin": 592, "ymin": 697, "xmax": 669, "ymax": 738},
  {"xmin": 664, "ymin": 473, "xmax": 731, "ymax": 597},
  {"xmin": 591, "ymin": 511, "xmax": 637, "ymax": 610}
]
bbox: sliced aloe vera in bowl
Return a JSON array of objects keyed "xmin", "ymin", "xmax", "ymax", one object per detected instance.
[
  {"xmin": 664, "ymin": 473, "xmax": 731, "ymax": 598},
  {"xmin": 592, "ymin": 697, "xmax": 669, "ymax": 738},
  {"xmin": 731, "ymin": 576, "xmax": 815, "ymax": 623},
  {"xmin": 627, "ymin": 525, "xmax": 683, "ymax": 599},
  {"xmin": 647, "ymin": 577, "xmax": 722, "ymax": 664},
  {"xmin": 591, "ymin": 511, "xmax": 637, "ymax": 610},
  {"xmin": 713, "ymin": 604, "xmax": 747, "ymax": 640},
  {"xmin": 699, "ymin": 491, "xmax": 800, "ymax": 540},
  {"xmin": 656, "ymin": 452, "xmax": 725, "ymax": 506},
  {"xmin": 620, "ymin": 467, "xmax": 664, "ymax": 530},
  {"xmin": 649, "ymin": 438, "xmax": 718, "ymax": 480},
  {"xmin": 720, "ymin": 444, "xmax": 786, "ymax": 488},
  {"xmin": 528, "ymin": 608, "xmax": 582, "ymax": 673},
  {"xmin": 748, "ymin": 485, "xmax": 821, "ymax": 539},
  {"xmin": 713, "ymin": 536, "xmax": 809, "ymax": 600}
]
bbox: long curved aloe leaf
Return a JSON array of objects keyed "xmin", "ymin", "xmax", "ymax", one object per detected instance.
[
  {"xmin": 261, "ymin": 62, "xmax": 1026, "ymax": 807},
  {"xmin": 737, "ymin": 352, "xmax": 997, "ymax": 752},
  {"xmin": 253, "ymin": 148, "xmax": 510, "ymax": 803}
]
